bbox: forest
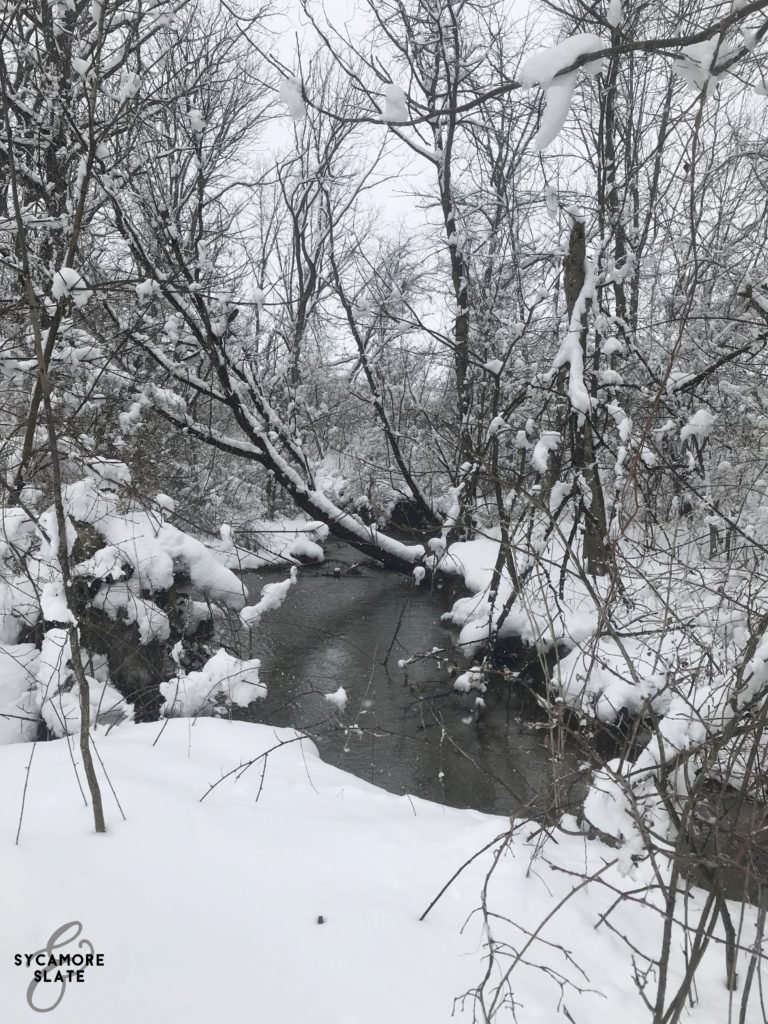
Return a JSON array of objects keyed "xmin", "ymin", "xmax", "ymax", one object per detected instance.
[{"xmin": 2, "ymin": 0, "xmax": 768, "ymax": 1021}]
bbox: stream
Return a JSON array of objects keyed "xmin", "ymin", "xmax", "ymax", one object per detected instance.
[{"xmin": 232, "ymin": 540, "xmax": 579, "ymax": 817}]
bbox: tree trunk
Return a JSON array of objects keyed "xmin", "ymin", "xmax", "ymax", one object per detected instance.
[{"xmin": 564, "ymin": 220, "xmax": 610, "ymax": 576}]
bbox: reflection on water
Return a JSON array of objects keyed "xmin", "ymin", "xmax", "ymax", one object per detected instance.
[{"xmin": 235, "ymin": 541, "xmax": 579, "ymax": 817}]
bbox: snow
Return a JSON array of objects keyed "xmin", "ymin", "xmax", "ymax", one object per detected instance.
[
  {"xmin": 161, "ymin": 649, "xmax": 265, "ymax": 715},
  {"xmin": 549, "ymin": 256, "xmax": 595, "ymax": 412},
  {"xmin": 324, "ymin": 686, "xmax": 348, "ymax": 711},
  {"xmin": 35, "ymin": 629, "xmax": 131, "ymax": 738},
  {"xmin": 533, "ymin": 72, "xmax": 580, "ymax": 150},
  {"xmin": 381, "ymin": 83, "xmax": 409, "ymax": 122},
  {"xmin": 601, "ymin": 333, "xmax": 623, "ymax": 354},
  {"xmin": 520, "ymin": 34, "xmax": 606, "ymax": 88},
  {"xmin": 0, "ymin": 471, "xmax": 258, "ymax": 740},
  {"xmin": 160, "ymin": 527, "xmax": 247, "ymax": 606},
  {"xmin": 51, "ymin": 267, "xmax": 92, "ymax": 307},
  {"xmin": 0, "ymin": 644, "xmax": 38, "ymax": 744},
  {"xmin": 88, "ymin": 458, "xmax": 131, "ymax": 490},
  {"xmin": 486, "ymin": 414, "xmax": 508, "ymax": 438},
  {"xmin": 40, "ymin": 581, "xmax": 77, "ymax": 625},
  {"xmin": 681, "ymin": 407, "xmax": 716, "ymax": 442},
  {"xmin": 212, "ymin": 519, "xmax": 327, "ymax": 571},
  {"xmin": 520, "ymin": 34, "xmax": 606, "ymax": 150},
  {"xmin": 90, "ymin": 582, "xmax": 169, "ymax": 645},
  {"xmin": 278, "ymin": 77, "xmax": 306, "ymax": 120},
  {"xmin": 135, "ymin": 279, "xmax": 158, "ymax": 303},
  {"xmin": 240, "ymin": 567, "xmax": 298, "ymax": 628},
  {"xmin": 155, "ymin": 493, "xmax": 175, "ymax": 513},
  {"xmin": 674, "ymin": 40, "xmax": 735, "ymax": 95},
  {"xmin": 453, "ymin": 665, "xmax": 486, "ymax": 694},
  {"xmin": 72, "ymin": 545, "xmax": 125, "ymax": 583},
  {"xmin": 531, "ymin": 430, "xmax": 560, "ymax": 472},
  {"xmin": 188, "ymin": 108, "xmax": 205, "ymax": 133},
  {"xmin": 434, "ymin": 508, "xmax": 768, "ymax": 804},
  {"xmin": 118, "ymin": 71, "xmax": 140, "ymax": 102},
  {"xmin": 640, "ymin": 447, "xmax": 658, "ymax": 467},
  {"xmin": 555, "ymin": 637, "xmax": 670, "ymax": 722},
  {"xmin": 286, "ymin": 534, "xmax": 324, "ymax": 562},
  {"xmin": 72, "ymin": 56, "xmax": 91, "ymax": 78},
  {"xmin": 62, "ymin": 477, "xmax": 247, "ymax": 609},
  {"xmin": 309, "ymin": 492, "xmax": 425, "ymax": 564},
  {"xmin": 0, "ymin": 507, "xmax": 35, "ymax": 563},
  {"xmin": 606, "ymin": 0, "xmax": 623, "ymax": 27},
  {"xmin": 0, "ymin": 718, "xmax": 761, "ymax": 1024}
]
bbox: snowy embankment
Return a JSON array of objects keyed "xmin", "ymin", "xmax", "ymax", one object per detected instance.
[
  {"xmin": 435, "ymin": 523, "xmax": 757, "ymax": 725},
  {"xmin": 0, "ymin": 719, "xmax": 760, "ymax": 1024},
  {"xmin": 0, "ymin": 475, "xmax": 329, "ymax": 736}
]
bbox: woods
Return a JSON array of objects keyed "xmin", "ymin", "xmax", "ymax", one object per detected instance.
[{"xmin": 3, "ymin": 0, "xmax": 768, "ymax": 1021}]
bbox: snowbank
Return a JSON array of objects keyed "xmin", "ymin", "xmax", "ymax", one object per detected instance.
[
  {"xmin": 0, "ymin": 472, "xmax": 278, "ymax": 742},
  {"xmin": 0, "ymin": 719, "xmax": 761, "ymax": 1023}
]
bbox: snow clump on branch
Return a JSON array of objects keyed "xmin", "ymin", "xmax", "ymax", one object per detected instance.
[
  {"xmin": 51, "ymin": 267, "xmax": 92, "ymax": 307},
  {"xmin": 681, "ymin": 408, "xmax": 716, "ymax": 442},
  {"xmin": 381, "ymin": 83, "xmax": 409, "ymax": 122},
  {"xmin": 519, "ymin": 33, "xmax": 606, "ymax": 150},
  {"xmin": 278, "ymin": 77, "xmax": 306, "ymax": 120}
]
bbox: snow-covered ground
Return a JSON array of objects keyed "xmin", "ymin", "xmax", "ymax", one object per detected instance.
[{"xmin": 0, "ymin": 719, "xmax": 761, "ymax": 1023}]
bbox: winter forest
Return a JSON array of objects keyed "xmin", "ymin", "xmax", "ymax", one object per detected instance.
[{"xmin": 2, "ymin": 0, "xmax": 768, "ymax": 1021}]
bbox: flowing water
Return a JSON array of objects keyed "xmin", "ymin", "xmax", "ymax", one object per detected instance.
[{"xmin": 235, "ymin": 541, "xmax": 578, "ymax": 816}]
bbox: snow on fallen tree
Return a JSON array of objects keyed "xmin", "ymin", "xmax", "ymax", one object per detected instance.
[
  {"xmin": 113, "ymin": 295, "xmax": 429, "ymax": 574},
  {"xmin": 160, "ymin": 409, "xmax": 427, "ymax": 572},
  {"xmin": 63, "ymin": 474, "xmax": 248, "ymax": 606}
]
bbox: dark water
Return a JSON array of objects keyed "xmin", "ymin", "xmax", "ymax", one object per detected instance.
[{"xmin": 231, "ymin": 541, "xmax": 577, "ymax": 817}]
